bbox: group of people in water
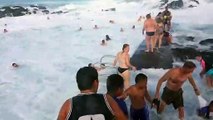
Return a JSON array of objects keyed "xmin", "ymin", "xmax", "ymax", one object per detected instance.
[
  {"xmin": 57, "ymin": 60, "xmax": 213, "ymax": 120},
  {"xmin": 57, "ymin": 6, "xmax": 213, "ymax": 120},
  {"xmin": 143, "ymin": 6, "xmax": 172, "ymax": 53}
]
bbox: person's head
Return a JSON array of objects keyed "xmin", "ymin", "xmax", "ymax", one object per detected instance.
[
  {"xmin": 146, "ymin": 14, "xmax": 151, "ymax": 19},
  {"xmin": 209, "ymin": 101, "xmax": 213, "ymax": 112},
  {"xmin": 76, "ymin": 67, "xmax": 99, "ymax": 92},
  {"xmin": 196, "ymin": 55, "xmax": 202, "ymax": 61},
  {"xmin": 135, "ymin": 73, "xmax": 148, "ymax": 88},
  {"xmin": 122, "ymin": 44, "xmax": 129, "ymax": 53},
  {"xmin": 101, "ymin": 40, "xmax": 105, "ymax": 44},
  {"xmin": 132, "ymin": 25, "xmax": 135, "ymax": 29},
  {"xmin": 181, "ymin": 61, "xmax": 196, "ymax": 74},
  {"xmin": 120, "ymin": 28, "xmax": 124, "ymax": 32},
  {"xmin": 12, "ymin": 63, "xmax": 19, "ymax": 68},
  {"xmin": 107, "ymin": 74, "xmax": 124, "ymax": 96},
  {"xmin": 94, "ymin": 25, "xmax": 98, "ymax": 28},
  {"xmin": 158, "ymin": 12, "xmax": 162, "ymax": 16}
]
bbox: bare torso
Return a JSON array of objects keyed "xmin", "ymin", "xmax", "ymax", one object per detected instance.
[
  {"xmin": 166, "ymin": 68, "xmax": 191, "ymax": 91},
  {"xmin": 128, "ymin": 86, "xmax": 146, "ymax": 109},
  {"xmin": 144, "ymin": 19, "xmax": 156, "ymax": 32},
  {"xmin": 117, "ymin": 52, "xmax": 128, "ymax": 68}
]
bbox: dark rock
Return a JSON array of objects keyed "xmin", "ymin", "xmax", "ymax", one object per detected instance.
[
  {"xmin": 33, "ymin": 11, "xmax": 37, "ymax": 14},
  {"xmin": 42, "ymin": 10, "xmax": 49, "ymax": 14},
  {"xmin": 188, "ymin": 5, "xmax": 197, "ymax": 8},
  {"xmin": 199, "ymin": 39, "xmax": 213, "ymax": 45},
  {"xmin": 131, "ymin": 41, "xmax": 173, "ymax": 69},
  {"xmin": 191, "ymin": 0, "xmax": 199, "ymax": 4},
  {"xmin": 103, "ymin": 8, "xmax": 116, "ymax": 11},
  {"xmin": 131, "ymin": 39, "xmax": 213, "ymax": 69},
  {"xmin": 0, "ymin": 6, "xmax": 29, "ymax": 18},
  {"xmin": 168, "ymin": 0, "xmax": 184, "ymax": 9},
  {"xmin": 51, "ymin": 11, "xmax": 63, "ymax": 14},
  {"xmin": 186, "ymin": 36, "xmax": 195, "ymax": 41},
  {"xmin": 30, "ymin": 5, "xmax": 46, "ymax": 10}
]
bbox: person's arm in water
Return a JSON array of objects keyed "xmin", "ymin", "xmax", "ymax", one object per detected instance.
[
  {"xmin": 155, "ymin": 69, "xmax": 171, "ymax": 99},
  {"xmin": 57, "ymin": 99, "xmax": 71, "ymax": 120},
  {"xmin": 125, "ymin": 54, "xmax": 136, "ymax": 71},
  {"xmin": 106, "ymin": 94, "xmax": 128, "ymax": 120},
  {"xmin": 145, "ymin": 86, "xmax": 152, "ymax": 104},
  {"xmin": 188, "ymin": 75, "xmax": 201, "ymax": 96}
]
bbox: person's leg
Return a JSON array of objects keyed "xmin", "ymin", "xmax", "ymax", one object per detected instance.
[
  {"xmin": 178, "ymin": 107, "xmax": 184, "ymax": 120},
  {"xmin": 122, "ymin": 70, "xmax": 130, "ymax": 90},
  {"xmin": 150, "ymin": 36, "xmax": 155, "ymax": 52},
  {"xmin": 158, "ymin": 34, "xmax": 163, "ymax": 48},
  {"xmin": 130, "ymin": 106, "xmax": 138, "ymax": 120},
  {"xmin": 146, "ymin": 35, "xmax": 151, "ymax": 52}
]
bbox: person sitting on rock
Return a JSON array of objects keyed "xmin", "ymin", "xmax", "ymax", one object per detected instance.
[{"xmin": 163, "ymin": 31, "xmax": 172, "ymax": 45}]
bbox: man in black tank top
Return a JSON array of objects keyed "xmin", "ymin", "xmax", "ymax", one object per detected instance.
[{"xmin": 57, "ymin": 67, "xmax": 127, "ymax": 120}]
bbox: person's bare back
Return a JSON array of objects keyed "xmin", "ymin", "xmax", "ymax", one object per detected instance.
[
  {"xmin": 117, "ymin": 52, "xmax": 128, "ymax": 68},
  {"xmin": 144, "ymin": 18, "xmax": 156, "ymax": 32}
]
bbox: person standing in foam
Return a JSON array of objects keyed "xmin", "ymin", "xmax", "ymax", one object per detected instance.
[
  {"xmin": 57, "ymin": 67, "xmax": 127, "ymax": 120},
  {"xmin": 154, "ymin": 61, "xmax": 201, "ymax": 120},
  {"xmin": 113, "ymin": 44, "xmax": 136, "ymax": 89}
]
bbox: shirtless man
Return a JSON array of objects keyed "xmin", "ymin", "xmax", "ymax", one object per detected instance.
[
  {"xmin": 154, "ymin": 61, "xmax": 201, "ymax": 120},
  {"xmin": 122, "ymin": 73, "xmax": 152, "ymax": 120},
  {"xmin": 162, "ymin": 6, "xmax": 172, "ymax": 31},
  {"xmin": 113, "ymin": 44, "xmax": 136, "ymax": 89},
  {"xmin": 57, "ymin": 67, "xmax": 127, "ymax": 120},
  {"xmin": 143, "ymin": 14, "xmax": 157, "ymax": 52}
]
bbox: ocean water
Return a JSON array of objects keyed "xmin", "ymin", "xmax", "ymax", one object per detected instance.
[{"xmin": 0, "ymin": 0, "xmax": 213, "ymax": 120}]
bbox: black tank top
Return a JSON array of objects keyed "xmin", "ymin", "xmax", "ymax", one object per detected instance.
[{"xmin": 67, "ymin": 94, "xmax": 115, "ymax": 120}]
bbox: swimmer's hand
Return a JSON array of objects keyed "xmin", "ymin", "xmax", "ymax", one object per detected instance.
[
  {"xmin": 194, "ymin": 88, "xmax": 201, "ymax": 96},
  {"xmin": 151, "ymin": 98, "xmax": 160, "ymax": 112}
]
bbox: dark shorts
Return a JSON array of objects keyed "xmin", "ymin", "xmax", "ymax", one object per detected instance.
[
  {"xmin": 118, "ymin": 67, "xmax": 128, "ymax": 74},
  {"xmin": 146, "ymin": 32, "xmax": 155, "ymax": 36},
  {"xmin": 161, "ymin": 87, "xmax": 184, "ymax": 109},
  {"xmin": 130, "ymin": 105, "xmax": 149, "ymax": 120}
]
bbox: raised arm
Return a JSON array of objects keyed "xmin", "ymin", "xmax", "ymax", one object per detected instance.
[
  {"xmin": 125, "ymin": 54, "xmax": 136, "ymax": 71},
  {"xmin": 106, "ymin": 94, "xmax": 128, "ymax": 120},
  {"xmin": 155, "ymin": 70, "xmax": 171, "ymax": 99},
  {"xmin": 57, "ymin": 99, "xmax": 71, "ymax": 120},
  {"xmin": 188, "ymin": 75, "xmax": 200, "ymax": 96}
]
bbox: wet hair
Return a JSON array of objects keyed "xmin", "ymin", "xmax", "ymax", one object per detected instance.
[
  {"xmin": 122, "ymin": 44, "xmax": 129, "ymax": 51},
  {"xmin": 12, "ymin": 63, "xmax": 18, "ymax": 67},
  {"xmin": 107, "ymin": 74, "xmax": 124, "ymax": 93},
  {"xmin": 157, "ymin": 12, "xmax": 162, "ymax": 16},
  {"xmin": 183, "ymin": 61, "xmax": 196, "ymax": 69},
  {"xmin": 135, "ymin": 73, "xmax": 147, "ymax": 83},
  {"xmin": 102, "ymin": 40, "xmax": 105, "ymax": 43},
  {"xmin": 76, "ymin": 67, "xmax": 98, "ymax": 91},
  {"xmin": 146, "ymin": 14, "xmax": 151, "ymax": 19}
]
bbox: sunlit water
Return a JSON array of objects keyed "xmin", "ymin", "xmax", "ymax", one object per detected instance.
[{"xmin": 0, "ymin": 0, "xmax": 213, "ymax": 120}]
